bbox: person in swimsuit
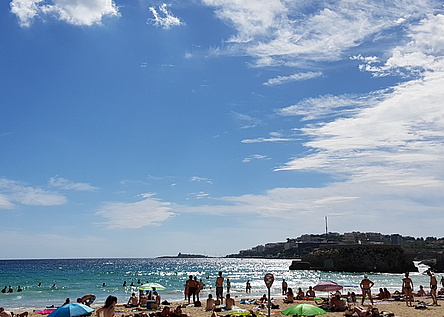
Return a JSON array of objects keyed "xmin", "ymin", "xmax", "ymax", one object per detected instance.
[
  {"xmin": 306, "ymin": 286, "xmax": 315, "ymax": 298},
  {"xmin": 96, "ymin": 295, "xmax": 117, "ymax": 317},
  {"xmin": 186, "ymin": 275, "xmax": 198, "ymax": 304},
  {"xmin": 427, "ymin": 270, "xmax": 439, "ymax": 306},
  {"xmin": 205, "ymin": 294, "xmax": 215, "ymax": 311},
  {"xmin": 402, "ymin": 272, "xmax": 413, "ymax": 307},
  {"xmin": 282, "ymin": 279, "xmax": 288, "ymax": 295},
  {"xmin": 283, "ymin": 287, "xmax": 294, "ymax": 303},
  {"xmin": 360, "ymin": 275, "xmax": 374, "ymax": 305},
  {"xmin": 225, "ymin": 294, "xmax": 235, "ymax": 310},
  {"xmin": 215, "ymin": 271, "xmax": 224, "ymax": 304}
]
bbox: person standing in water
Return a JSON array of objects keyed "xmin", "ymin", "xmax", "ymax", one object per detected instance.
[{"xmin": 215, "ymin": 271, "xmax": 224, "ymax": 304}]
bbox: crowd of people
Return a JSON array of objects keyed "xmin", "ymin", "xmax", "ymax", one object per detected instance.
[{"xmin": 3, "ymin": 270, "xmax": 444, "ymax": 317}]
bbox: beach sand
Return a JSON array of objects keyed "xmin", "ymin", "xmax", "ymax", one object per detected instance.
[{"xmin": 16, "ymin": 297, "xmax": 444, "ymax": 317}]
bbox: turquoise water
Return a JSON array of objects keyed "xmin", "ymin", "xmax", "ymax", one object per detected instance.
[{"xmin": 0, "ymin": 258, "xmax": 432, "ymax": 310}]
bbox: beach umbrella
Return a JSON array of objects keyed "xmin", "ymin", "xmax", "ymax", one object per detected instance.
[
  {"xmin": 47, "ymin": 304, "xmax": 94, "ymax": 317},
  {"xmin": 282, "ymin": 304, "xmax": 327, "ymax": 316},
  {"xmin": 139, "ymin": 282, "xmax": 165, "ymax": 291},
  {"xmin": 313, "ymin": 281, "xmax": 343, "ymax": 293}
]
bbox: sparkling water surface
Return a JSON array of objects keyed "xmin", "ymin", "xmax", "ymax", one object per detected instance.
[{"xmin": 0, "ymin": 258, "xmax": 431, "ymax": 310}]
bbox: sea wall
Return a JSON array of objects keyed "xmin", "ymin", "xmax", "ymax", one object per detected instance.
[{"xmin": 300, "ymin": 244, "xmax": 417, "ymax": 273}]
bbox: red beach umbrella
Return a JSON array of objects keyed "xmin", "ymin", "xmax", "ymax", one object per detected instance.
[{"xmin": 313, "ymin": 281, "xmax": 343, "ymax": 292}]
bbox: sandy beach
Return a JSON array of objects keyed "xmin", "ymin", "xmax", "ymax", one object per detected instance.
[{"xmin": 11, "ymin": 297, "xmax": 444, "ymax": 317}]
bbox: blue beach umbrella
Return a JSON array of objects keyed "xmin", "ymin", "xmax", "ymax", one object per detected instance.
[{"xmin": 47, "ymin": 303, "xmax": 94, "ymax": 317}]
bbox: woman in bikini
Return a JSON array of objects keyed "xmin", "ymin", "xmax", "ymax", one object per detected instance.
[{"xmin": 402, "ymin": 272, "xmax": 413, "ymax": 307}]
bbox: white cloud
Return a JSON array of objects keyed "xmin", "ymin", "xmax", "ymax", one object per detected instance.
[
  {"xmin": 10, "ymin": 0, "xmax": 42, "ymax": 28},
  {"xmin": 0, "ymin": 195, "xmax": 15, "ymax": 209},
  {"xmin": 10, "ymin": 0, "xmax": 120, "ymax": 27},
  {"xmin": 203, "ymin": 0, "xmax": 436, "ymax": 67},
  {"xmin": 241, "ymin": 137, "xmax": 297, "ymax": 143},
  {"xmin": 277, "ymin": 93, "xmax": 385, "ymax": 121},
  {"xmin": 148, "ymin": 3, "xmax": 184, "ymax": 29},
  {"xmin": 187, "ymin": 191, "xmax": 210, "ymax": 200},
  {"xmin": 264, "ymin": 72, "xmax": 322, "ymax": 86},
  {"xmin": 96, "ymin": 194, "xmax": 175, "ymax": 229},
  {"xmin": 242, "ymin": 154, "xmax": 270, "ymax": 163},
  {"xmin": 360, "ymin": 14, "xmax": 444, "ymax": 77},
  {"xmin": 172, "ymin": 7, "xmax": 444, "ymax": 236},
  {"xmin": 48, "ymin": 177, "xmax": 98, "ymax": 191},
  {"xmin": 203, "ymin": 0, "xmax": 287, "ymax": 43},
  {"xmin": 0, "ymin": 178, "xmax": 66, "ymax": 208},
  {"xmin": 190, "ymin": 176, "xmax": 213, "ymax": 184}
]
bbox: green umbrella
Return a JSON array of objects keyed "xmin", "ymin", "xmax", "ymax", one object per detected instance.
[{"xmin": 281, "ymin": 304, "xmax": 327, "ymax": 316}]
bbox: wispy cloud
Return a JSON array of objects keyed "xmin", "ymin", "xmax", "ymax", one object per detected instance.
[
  {"xmin": 264, "ymin": 72, "xmax": 322, "ymax": 86},
  {"xmin": 277, "ymin": 93, "xmax": 384, "ymax": 121},
  {"xmin": 203, "ymin": 0, "xmax": 435, "ymax": 67},
  {"xmin": 148, "ymin": 3, "xmax": 184, "ymax": 29},
  {"xmin": 175, "ymin": 5, "xmax": 444, "ymax": 236},
  {"xmin": 10, "ymin": 0, "xmax": 120, "ymax": 27},
  {"xmin": 0, "ymin": 178, "xmax": 66, "ymax": 208},
  {"xmin": 49, "ymin": 177, "xmax": 98, "ymax": 191},
  {"xmin": 242, "ymin": 154, "xmax": 270, "ymax": 163},
  {"xmin": 96, "ymin": 194, "xmax": 175, "ymax": 229},
  {"xmin": 230, "ymin": 111, "xmax": 262, "ymax": 129},
  {"xmin": 190, "ymin": 176, "xmax": 213, "ymax": 184},
  {"xmin": 242, "ymin": 131, "xmax": 298, "ymax": 144},
  {"xmin": 187, "ymin": 191, "xmax": 210, "ymax": 200}
]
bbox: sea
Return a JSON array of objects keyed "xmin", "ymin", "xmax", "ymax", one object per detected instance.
[{"xmin": 0, "ymin": 258, "xmax": 433, "ymax": 311}]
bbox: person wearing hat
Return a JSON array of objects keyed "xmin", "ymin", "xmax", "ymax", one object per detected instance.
[{"xmin": 360, "ymin": 275, "xmax": 374, "ymax": 305}]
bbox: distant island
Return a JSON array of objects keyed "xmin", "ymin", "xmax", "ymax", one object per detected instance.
[{"xmin": 158, "ymin": 252, "xmax": 210, "ymax": 259}]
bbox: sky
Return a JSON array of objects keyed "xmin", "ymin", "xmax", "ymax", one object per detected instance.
[{"xmin": 1, "ymin": 0, "xmax": 444, "ymax": 259}]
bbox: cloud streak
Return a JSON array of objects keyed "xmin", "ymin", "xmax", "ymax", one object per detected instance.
[{"xmin": 264, "ymin": 72, "xmax": 322, "ymax": 86}]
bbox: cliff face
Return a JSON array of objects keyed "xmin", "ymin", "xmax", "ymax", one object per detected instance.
[
  {"xmin": 431, "ymin": 254, "xmax": 444, "ymax": 272},
  {"xmin": 301, "ymin": 245, "xmax": 417, "ymax": 273}
]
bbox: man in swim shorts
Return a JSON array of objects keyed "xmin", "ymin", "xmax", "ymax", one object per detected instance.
[
  {"xmin": 428, "ymin": 270, "xmax": 439, "ymax": 306},
  {"xmin": 215, "ymin": 271, "xmax": 224, "ymax": 304},
  {"xmin": 360, "ymin": 275, "xmax": 374, "ymax": 305}
]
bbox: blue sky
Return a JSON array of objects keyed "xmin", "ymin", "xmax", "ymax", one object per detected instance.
[{"xmin": 1, "ymin": 0, "xmax": 443, "ymax": 259}]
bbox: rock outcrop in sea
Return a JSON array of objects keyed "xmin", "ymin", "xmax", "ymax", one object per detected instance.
[{"xmin": 297, "ymin": 244, "xmax": 417, "ymax": 273}]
